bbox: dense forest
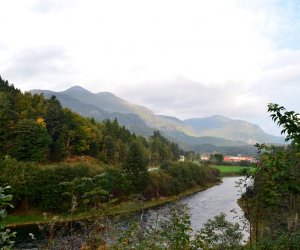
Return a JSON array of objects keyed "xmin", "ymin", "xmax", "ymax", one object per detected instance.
[{"xmin": 0, "ymin": 76, "xmax": 182, "ymax": 164}]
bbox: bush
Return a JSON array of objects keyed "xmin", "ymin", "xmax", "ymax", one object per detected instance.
[
  {"xmin": 145, "ymin": 161, "xmax": 220, "ymax": 198},
  {"xmin": 0, "ymin": 158, "xmax": 96, "ymax": 212}
]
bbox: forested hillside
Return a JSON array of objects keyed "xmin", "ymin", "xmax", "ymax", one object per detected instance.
[
  {"xmin": 0, "ymin": 76, "xmax": 219, "ymax": 216},
  {"xmin": 0, "ymin": 76, "xmax": 180, "ymax": 164}
]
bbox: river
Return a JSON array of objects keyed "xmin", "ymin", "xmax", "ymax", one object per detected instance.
[
  {"xmin": 181, "ymin": 176, "xmax": 248, "ymax": 231},
  {"xmin": 13, "ymin": 176, "xmax": 249, "ymax": 248},
  {"xmin": 145, "ymin": 176, "xmax": 249, "ymax": 234}
]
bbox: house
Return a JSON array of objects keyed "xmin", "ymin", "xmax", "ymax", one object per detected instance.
[
  {"xmin": 224, "ymin": 155, "xmax": 257, "ymax": 163},
  {"xmin": 179, "ymin": 155, "xmax": 185, "ymax": 162},
  {"xmin": 200, "ymin": 155, "xmax": 209, "ymax": 161}
]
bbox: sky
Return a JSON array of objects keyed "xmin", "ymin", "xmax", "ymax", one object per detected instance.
[{"xmin": 1, "ymin": 0, "xmax": 300, "ymax": 136}]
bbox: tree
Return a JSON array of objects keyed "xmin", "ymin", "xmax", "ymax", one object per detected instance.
[
  {"xmin": 268, "ymin": 103, "xmax": 300, "ymax": 145},
  {"xmin": 102, "ymin": 135, "xmax": 117, "ymax": 163},
  {"xmin": 45, "ymin": 96, "xmax": 67, "ymax": 161},
  {"xmin": 149, "ymin": 130, "xmax": 174, "ymax": 164},
  {"xmin": 123, "ymin": 141, "xmax": 149, "ymax": 193},
  {"xmin": 193, "ymin": 213, "xmax": 243, "ymax": 249},
  {"xmin": 0, "ymin": 186, "xmax": 16, "ymax": 249},
  {"xmin": 10, "ymin": 119, "xmax": 50, "ymax": 161},
  {"xmin": 210, "ymin": 153, "xmax": 224, "ymax": 164},
  {"xmin": 243, "ymin": 103, "xmax": 300, "ymax": 246}
]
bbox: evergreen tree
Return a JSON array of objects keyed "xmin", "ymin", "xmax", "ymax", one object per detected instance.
[
  {"xmin": 123, "ymin": 141, "xmax": 149, "ymax": 193},
  {"xmin": 102, "ymin": 135, "xmax": 117, "ymax": 163},
  {"xmin": 149, "ymin": 130, "xmax": 173, "ymax": 163},
  {"xmin": 10, "ymin": 119, "xmax": 50, "ymax": 161},
  {"xmin": 45, "ymin": 96, "xmax": 67, "ymax": 160}
]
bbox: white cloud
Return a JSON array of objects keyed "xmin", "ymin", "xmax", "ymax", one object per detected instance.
[
  {"xmin": 2, "ymin": 46, "xmax": 77, "ymax": 90},
  {"xmin": 32, "ymin": 0, "xmax": 74, "ymax": 13}
]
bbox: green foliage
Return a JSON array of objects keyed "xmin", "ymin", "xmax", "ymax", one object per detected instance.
[
  {"xmin": 63, "ymin": 109, "xmax": 102, "ymax": 156},
  {"xmin": 10, "ymin": 119, "xmax": 50, "ymax": 161},
  {"xmin": 242, "ymin": 103, "xmax": 300, "ymax": 248},
  {"xmin": 160, "ymin": 161, "xmax": 220, "ymax": 193},
  {"xmin": 112, "ymin": 205, "xmax": 243, "ymax": 250},
  {"xmin": 210, "ymin": 153, "xmax": 224, "ymax": 165},
  {"xmin": 159, "ymin": 205, "xmax": 192, "ymax": 249},
  {"xmin": 0, "ymin": 158, "xmax": 97, "ymax": 212},
  {"xmin": 194, "ymin": 213, "xmax": 243, "ymax": 249},
  {"xmin": 45, "ymin": 96, "xmax": 68, "ymax": 161},
  {"xmin": 0, "ymin": 186, "xmax": 16, "ymax": 249},
  {"xmin": 123, "ymin": 141, "xmax": 149, "ymax": 193},
  {"xmin": 60, "ymin": 175, "xmax": 109, "ymax": 211},
  {"xmin": 0, "ymin": 77, "xmax": 182, "ymax": 169},
  {"xmin": 0, "ymin": 77, "xmax": 115, "ymax": 162},
  {"xmin": 113, "ymin": 205, "xmax": 192, "ymax": 250},
  {"xmin": 254, "ymin": 229, "xmax": 300, "ymax": 250},
  {"xmin": 149, "ymin": 130, "xmax": 180, "ymax": 164},
  {"xmin": 268, "ymin": 103, "xmax": 300, "ymax": 144},
  {"xmin": 213, "ymin": 165, "xmax": 253, "ymax": 175},
  {"xmin": 100, "ymin": 167, "xmax": 131, "ymax": 197},
  {"xmin": 145, "ymin": 170, "xmax": 174, "ymax": 198}
]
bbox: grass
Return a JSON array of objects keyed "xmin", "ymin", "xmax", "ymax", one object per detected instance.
[
  {"xmin": 212, "ymin": 165, "xmax": 254, "ymax": 176},
  {"xmin": 4, "ymin": 214, "xmax": 45, "ymax": 226}
]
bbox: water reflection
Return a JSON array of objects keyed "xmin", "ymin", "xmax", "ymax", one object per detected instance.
[{"xmin": 145, "ymin": 177, "xmax": 249, "ymax": 238}]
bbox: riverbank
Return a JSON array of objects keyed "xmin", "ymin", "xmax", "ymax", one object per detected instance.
[{"xmin": 5, "ymin": 180, "xmax": 221, "ymax": 228}]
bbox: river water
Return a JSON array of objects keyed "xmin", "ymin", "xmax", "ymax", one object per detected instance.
[
  {"xmin": 181, "ymin": 176, "xmax": 248, "ymax": 231},
  {"xmin": 145, "ymin": 176, "xmax": 249, "ymax": 234},
  {"xmin": 13, "ymin": 176, "xmax": 249, "ymax": 248}
]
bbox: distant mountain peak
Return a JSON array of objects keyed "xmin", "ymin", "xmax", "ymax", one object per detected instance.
[
  {"xmin": 209, "ymin": 115, "xmax": 230, "ymax": 121},
  {"xmin": 97, "ymin": 91, "xmax": 118, "ymax": 97},
  {"xmin": 63, "ymin": 85, "xmax": 91, "ymax": 94}
]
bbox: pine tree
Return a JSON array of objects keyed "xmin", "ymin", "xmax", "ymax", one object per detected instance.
[
  {"xmin": 11, "ymin": 119, "xmax": 50, "ymax": 161},
  {"xmin": 123, "ymin": 141, "xmax": 149, "ymax": 193},
  {"xmin": 45, "ymin": 96, "xmax": 67, "ymax": 160}
]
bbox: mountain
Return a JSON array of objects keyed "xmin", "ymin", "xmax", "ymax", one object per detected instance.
[
  {"xmin": 184, "ymin": 115, "xmax": 284, "ymax": 144},
  {"xmin": 32, "ymin": 86, "xmax": 198, "ymax": 137},
  {"xmin": 30, "ymin": 86, "xmax": 284, "ymax": 154},
  {"xmin": 63, "ymin": 86, "xmax": 201, "ymax": 136},
  {"xmin": 31, "ymin": 88, "xmax": 154, "ymax": 136}
]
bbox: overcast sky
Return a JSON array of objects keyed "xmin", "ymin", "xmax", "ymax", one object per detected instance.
[{"xmin": 1, "ymin": 0, "xmax": 300, "ymax": 135}]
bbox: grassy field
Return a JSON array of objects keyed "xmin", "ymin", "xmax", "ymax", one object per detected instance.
[{"xmin": 212, "ymin": 165, "xmax": 253, "ymax": 176}]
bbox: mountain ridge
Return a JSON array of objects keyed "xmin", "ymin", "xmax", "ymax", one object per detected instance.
[
  {"xmin": 30, "ymin": 86, "xmax": 284, "ymax": 153},
  {"xmin": 183, "ymin": 115, "xmax": 282, "ymax": 144}
]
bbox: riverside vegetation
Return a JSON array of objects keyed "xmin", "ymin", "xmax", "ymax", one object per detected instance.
[{"xmin": 237, "ymin": 103, "xmax": 300, "ymax": 249}]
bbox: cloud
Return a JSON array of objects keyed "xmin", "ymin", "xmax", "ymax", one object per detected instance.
[
  {"xmin": 32, "ymin": 0, "xmax": 74, "ymax": 14},
  {"xmin": 118, "ymin": 77, "xmax": 265, "ymax": 119},
  {"xmin": 253, "ymin": 48, "xmax": 300, "ymax": 114},
  {"xmin": 0, "ymin": 43, "xmax": 6, "ymax": 50},
  {"xmin": 2, "ymin": 47, "xmax": 76, "ymax": 90}
]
